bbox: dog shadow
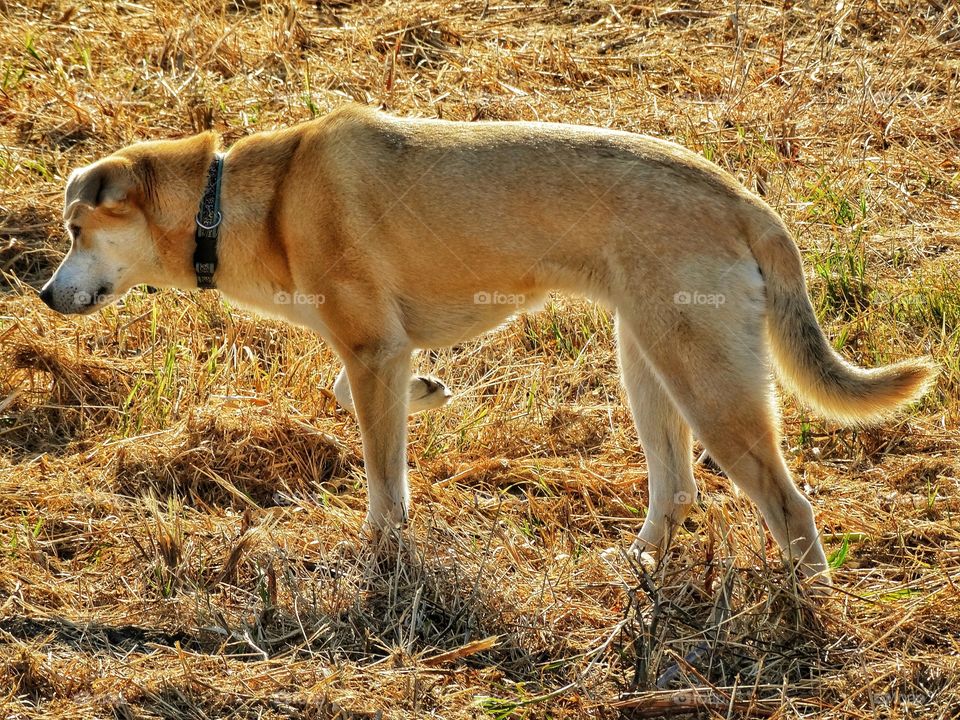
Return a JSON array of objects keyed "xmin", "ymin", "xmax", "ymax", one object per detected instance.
[
  {"xmin": 199, "ymin": 528, "xmax": 565, "ymax": 685},
  {"xmin": 612, "ymin": 539, "xmax": 841, "ymax": 710}
]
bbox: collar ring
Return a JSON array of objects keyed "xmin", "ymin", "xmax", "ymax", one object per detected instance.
[{"xmin": 195, "ymin": 210, "xmax": 222, "ymax": 231}]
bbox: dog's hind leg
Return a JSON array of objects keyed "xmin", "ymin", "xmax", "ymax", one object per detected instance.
[
  {"xmin": 689, "ymin": 396, "xmax": 829, "ymax": 581},
  {"xmin": 616, "ymin": 317, "xmax": 698, "ymax": 562},
  {"xmin": 619, "ymin": 303, "xmax": 829, "ymax": 581},
  {"xmin": 334, "ymin": 367, "xmax": 452, "ymax": 415}
]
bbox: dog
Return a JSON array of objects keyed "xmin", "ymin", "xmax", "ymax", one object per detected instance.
[{"xmin": 39, "ymin": 104, "xmax": 936, "ymax": 581}]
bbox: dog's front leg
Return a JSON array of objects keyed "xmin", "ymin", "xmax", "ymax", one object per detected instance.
[{"xmin": 343, "ymin": 348, "xmax": 413, "ymax": 533}]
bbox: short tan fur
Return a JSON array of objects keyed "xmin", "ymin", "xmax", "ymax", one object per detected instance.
[{"xmin": 41, "ymin": 105, "xmax": 936, "ymax": 581}]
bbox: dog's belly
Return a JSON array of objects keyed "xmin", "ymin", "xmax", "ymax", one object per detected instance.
[{"xmin": 399, "ymin": 292, "xmax": 546, "ymax": 348}]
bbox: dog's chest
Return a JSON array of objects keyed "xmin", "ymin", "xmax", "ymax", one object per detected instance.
[
  {"xmin": 224, "ymin": 283, "xmax": 332, "ymax": 339},
  {"xmin": 400, "ymin": 293, "xmax": 547, "ymax": 348}
]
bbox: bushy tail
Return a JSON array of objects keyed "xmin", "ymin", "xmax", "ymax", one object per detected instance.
[{"xmin": 747, "ymin": 216, "xmax": 936, "ymax": 425}]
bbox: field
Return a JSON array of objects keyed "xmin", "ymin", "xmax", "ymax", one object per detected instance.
[{"xmin": 1, "ymin": 0, "xmax": 959, "ymax": 718}]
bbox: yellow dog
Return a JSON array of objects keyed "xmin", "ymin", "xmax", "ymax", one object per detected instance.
[{"xmin": 40, "ymin": 105, "xmax": 935, "ymax": 581}]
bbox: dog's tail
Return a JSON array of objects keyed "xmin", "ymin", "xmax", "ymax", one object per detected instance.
[{"xmin": 747, "ymin": 212, "xmax": 936, "ymax": 425}]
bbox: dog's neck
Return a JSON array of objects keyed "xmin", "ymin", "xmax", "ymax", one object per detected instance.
[
  {"xmin": 211, "ymin": 132, "xmax": 299, "ymax": 309},
  {"xmin": 138, "ymin": 131, "xmax": 297, "ymax": 305}
]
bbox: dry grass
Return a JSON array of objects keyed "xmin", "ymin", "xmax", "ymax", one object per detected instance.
[{"xmin": 1, "ymin": 0, "xmax": 959, "ymax": 717}]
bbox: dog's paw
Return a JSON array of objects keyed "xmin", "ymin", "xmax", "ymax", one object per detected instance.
[
  {"xmin": 599, "ymin": 544, "xmax": 658, "ymax": 574},
  {"xmin": 627, "ymin": 540, "xmax": 660, "ymax": 573},
  {"xmin": 408, "ymin": 375, "xmax": 453, "ymax": 413}
]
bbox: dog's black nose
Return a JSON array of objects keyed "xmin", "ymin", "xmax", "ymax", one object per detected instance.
[{"xmin": 39, "ymin": 285, "xmax": 54, "ymax": 308}]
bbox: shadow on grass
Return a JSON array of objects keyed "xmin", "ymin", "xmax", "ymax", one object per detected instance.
[
  {"xmin": 196, "ymin": 530, "xmax": 566, "ymax": 685},
  {"xmin": 611, "ymin": 545, "xmax": 845, "ymax": 717},
  {"xmin": 0, "ymin": 615, "xmax": 205, "ymax": 656}
]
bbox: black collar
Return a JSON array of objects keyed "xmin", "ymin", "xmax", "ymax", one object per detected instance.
[{"xmin": 194, "ymin": 153, "xmax": 224, "ymax": 289}]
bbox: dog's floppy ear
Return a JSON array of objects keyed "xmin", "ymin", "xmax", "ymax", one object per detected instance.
[{"xmin": 64, "ymin": 158, "xmax": 136, "ymax": 218}]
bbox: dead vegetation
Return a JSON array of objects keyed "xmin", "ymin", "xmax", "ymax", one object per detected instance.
[{"xmin": 0, "ymin": 0, "xmax": 959, "ymax": 718}]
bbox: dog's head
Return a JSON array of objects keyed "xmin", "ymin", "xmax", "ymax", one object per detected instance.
[
  {"xmin": 39, "ymin": 156, "xmax": 158, "ymax": 314},
  {"xmin": 40, "ymin": 134, "xmax": 215, "ymax": 315}
]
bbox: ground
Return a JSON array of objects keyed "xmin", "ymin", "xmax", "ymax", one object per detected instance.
[{"xmin": 0, "ymin": 1, "xmax": 958, "ymax": 718}]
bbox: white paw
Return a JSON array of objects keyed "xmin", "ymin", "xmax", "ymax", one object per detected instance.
[
  {"xmin": 600, "ymin": 544, "xmax": 658, "ymax": 573},
  {"xmin": 628, "ymin": 540, "xmax": 660, "ymax": 572},
  {"xmin": 364, "ymin": 502, "xmax": 408, "ymax": 536},
  {"xmin": 408, "ymin": 375, "xmax": 453, "ymax": 414}
]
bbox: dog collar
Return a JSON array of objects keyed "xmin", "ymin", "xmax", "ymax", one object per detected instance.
[{"xmin": 194, "ymin": 153, "xmax": 224, "ymax": 289}]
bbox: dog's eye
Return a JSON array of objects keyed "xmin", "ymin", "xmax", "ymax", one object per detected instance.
[{"xmin": 69, "ymin": 225, "xmax": 81, "ymax": 240}]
